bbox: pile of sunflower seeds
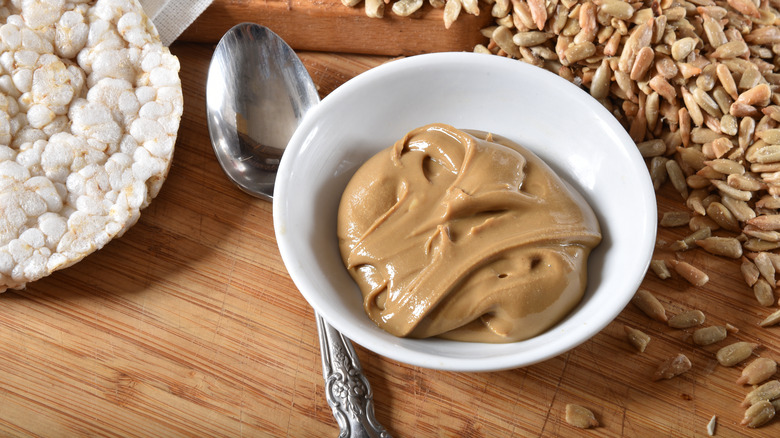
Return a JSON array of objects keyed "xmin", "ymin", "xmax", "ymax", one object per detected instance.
[
  {"xmin": 0, "ymin": 0, "xmax": 183, "ymax": 291},
  {"xmin": 473, "ymin": 0, "xmax": 780, "ymax": 309},
  {"xmin": 341, "ymin": 0, "xmax": 483, "ymax": 28}
]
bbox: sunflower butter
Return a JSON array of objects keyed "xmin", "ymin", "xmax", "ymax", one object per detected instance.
[{"xmin": 337, "ymin": 124, "xmax": 601, "ymax": 343}]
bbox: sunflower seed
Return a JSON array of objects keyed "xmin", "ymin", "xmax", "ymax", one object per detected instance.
[
  {"xmin": 650, "ymin": 259, "xmax": 672, "ymax": 279},
  {"xmin": 741, "ymin": 258, "xmax": 761, "ymax": 287},
  {"xmin": 716, "ymin": 63, "xmax": 739, "ymax": 100},
  {"xmin": 670, "ymin": 227, "xmax": 712, "ymax": 251},
  {"xmin": 630, "ymin": 46, "xmax": 654, "ymax": 81},
  {"xmin": 739, "ymin": 116, "xmax": 756, "ymax": 149},
  {"xmin": 693, "ymin": 326, "xmax": 728, "ymax": 346},
  {"xmin": 706, "ymin": 414, "xmax": 717, "ymax": 436},
  {"xmin": 744, "ymin": 26, "xmax": 780, "ymax": 45},
  {"xmin": 753, "ymin": 278, "xmax": 776, "ymax": 307},
  {"xmin": 632, "ymin": 289, "xmax": 667, "ymax": 322},
  {"xmin": 759, "ymin": 309, "xmax": 780, "ymax": 327},
  {"xmin": 696, "ymin": 236, "xmax": 743, "ymax": 258},
  {"xmin": 724, "ymin": 197, "xmax": 758, "ymax": 224},
  {"xmin": 747, "ymin": 215, "xmax": 780, "ymax": 231},
  {"xmin": 653, "ymin": 353, "xmax": 692, "ymax": 381},
  {"xmin": 705, "ymin": 202, "xmax": 741, "ymax": 232},
  {"xmin": 624, "ymin": 325, "xmax": 651, "ymax": 352},
  {"xmin": 753, "ymin": 252, "xmax": 776, "ymax": 284},
  {"xmin": 365, "ymin": 0, "xmax": 385, "ymax": 18},
  {"xmin": 742, "ymin": 380, "xmax": 780, "ymax": 407},
  {"xmin": 668, "ymin": 310, "xmax": 706, "ymax": 329},
  {"xmin": 672, "ymin": 37, "xmax": 697, "ymax": 61},
  {"xmin": 682, "ymin": 86, "xmax": 705, "ymax": 127},
  {"xmin": 493, "ymin": 25, "xmax": 521, "ymax": 58},
  {"xmin": 650, "ymin": 75, "xmax": 677, "ymax": 102},
  {"xmin": 513, "ymin": 31, "xmax": 554, "ymax": 47},
  {"xmin": 666, "ymin": 159, "xmax": 689, "ymax": 199},
  {"xmin": 690, "ymin": 216, "xmax": 721, "ymax": 232},
  {"xmin": 660, "ymin": 211, "xmax": 691, "ymax": 227},
  {"xmin": 758, "ymin": 129, "xmax": 780, "ymax": 145},
  {"xmin": 737, "ymin": 84, "xmax": 772, "ymax": 108},
  {"xmin": 637, "ymin": 139, "xmax": 666, "ymax": 157},
  {"xmin": 649, "ymin": 156, "xmax": 668, "ymax": 190},
  {"xmin": 704, "ymin": 157, "xmax": 745, "ymax": 175},
  {"xmin": 742, "ymin": 400, "xmax": 776, "ymax": 428},
  {"xmin": 716, "ymin": 341, "xmax": 758, "ymax": 367},
  {"xmin": 565, "ymin": 404, "xmax": 599, "ymax": 429},
  {"xmin": 443, "ymin": 0, "xmax": 461, "ymax": 28},
  {"xmin": 711, "ymin": 180, "xmax": 752, "ymax": 201},
  {"xmin": 564, "ymin": 41, "xmax": 596, "ymax": 63},
  {"xmin": 668, "ymin": 259, "xmax": 710, "ymax": 286},
  {"xmin": 712, "ymin": 40, "xmax": 749, "ymax": 59},
  {"xmin": 392, "ymin": 0, "xmax": 424, "ymax": 16},
  {"xmin": 736, "ymin": 358, "xmax": 777, "ymax": 386}
]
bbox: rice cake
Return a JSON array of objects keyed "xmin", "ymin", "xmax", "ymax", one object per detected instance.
[{"xmin": 0, "ymin": 0, "xmax": 183, "ymax": 291}]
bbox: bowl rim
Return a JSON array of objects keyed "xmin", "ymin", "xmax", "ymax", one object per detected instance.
[{"xmin": 273, "ymin": 52, "xmax": 657, "ymax": 371}]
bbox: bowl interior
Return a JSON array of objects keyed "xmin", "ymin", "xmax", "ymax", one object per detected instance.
[{"xmin": 273, "ymin": 52, "xmax": 656, "ymax": 371}]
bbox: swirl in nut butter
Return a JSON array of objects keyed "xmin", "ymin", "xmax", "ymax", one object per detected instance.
[{"xmin": 337, "ymin": 124, "xmax": 601, "ymax": 343}]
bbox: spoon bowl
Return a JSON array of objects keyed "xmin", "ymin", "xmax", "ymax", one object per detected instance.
[{"xmin": 206, "ymin": 23, "xmax": 319, "ymax": 200}]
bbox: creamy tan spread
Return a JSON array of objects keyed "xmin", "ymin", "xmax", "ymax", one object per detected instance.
[{"xmin": 337, "ymin": 124, "xmax": 601, "ymax": 343}]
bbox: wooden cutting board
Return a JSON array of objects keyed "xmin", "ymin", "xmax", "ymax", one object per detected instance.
[
  {"xmin": 179, "ymin": 0, "xmax": 493, "ymax": 55},
  {"xmin": 1, "ymin": 2, "xmax": 779, "ymax": 437}
]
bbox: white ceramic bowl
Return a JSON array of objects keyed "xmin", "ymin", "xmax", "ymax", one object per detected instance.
[{"xmin": 273, "ymin": 52, "xmax": 656, "ymax": 372}]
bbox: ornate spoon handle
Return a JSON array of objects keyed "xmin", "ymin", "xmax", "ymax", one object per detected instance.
[{"xmin": 316, "ymin": 313, "xmax": 391, "ymax": 438}]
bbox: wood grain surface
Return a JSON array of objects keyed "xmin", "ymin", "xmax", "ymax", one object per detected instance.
[
  {"xmin": 1, "ymin": 8, "xmax": 780, "ymax": 438},
  {"xmin": 178, "ymin": 0, "xmax": 493, "ymax": 56}
]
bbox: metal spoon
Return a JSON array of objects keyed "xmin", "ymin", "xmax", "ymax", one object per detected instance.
[{"xmin": 206, "ymin": 23, "xmax": 389, "ymax": 437}]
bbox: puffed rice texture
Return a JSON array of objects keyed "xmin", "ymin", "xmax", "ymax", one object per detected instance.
[{"xmin": 0, "ymin": 0, "xmax": 183, "ymax": 291}]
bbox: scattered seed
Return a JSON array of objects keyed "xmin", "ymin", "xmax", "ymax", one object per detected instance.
[
  {"xmin": 759, "ymin": 308, "xmax": 780, "ymax": 327},
  {"xmin": 650, "ymin": 259, "xmax": 671, "ymax": 279},
  {"xmin": 624, "ymin": 325, "xmax": 651, "ymax": 352},
  {"xmin": 706, "ymin": 414, "xmax": 717, "ymax": 436},
  {"xmin": 565, "ymin": 404, "xmax": 598, "ymax": 429},
  {"xmin": 742, "ymin": 380, "xmax": 780, "ymax": 407},
  {"xmin": 726, "ymin": 323, "xmax": 740, "ymax": 334},
  {"xmin": 668, "ymin": 259, "xmax": 710, "ymax": 286},
  {"xmin": 668, "ymin": 310, "xmax": 706, "ymax": 329},
  {"xmin": 653, "ymin": 353, "xmax": 692, "ymax": 381},
  {"xmin": 742, "ymin": 400, "xmax": 775, "ymax": 428},
  {"xmin": 716, "ymin": 341, "xmax": 758, "ymax": 367},
  {"xmin": 670, "ymin": 227, "xmax": 712, "ymax": 251},
  {"xmin": 736, "ymin": 358, "xmax": 778, "ymax": 385},
  {"xmin": 693, "ymin": 326, "xmax": 728, "ymax": 346},
  {"xmin": 632, "ymin": 289, "xmax": 667, "ymax": 322}
]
